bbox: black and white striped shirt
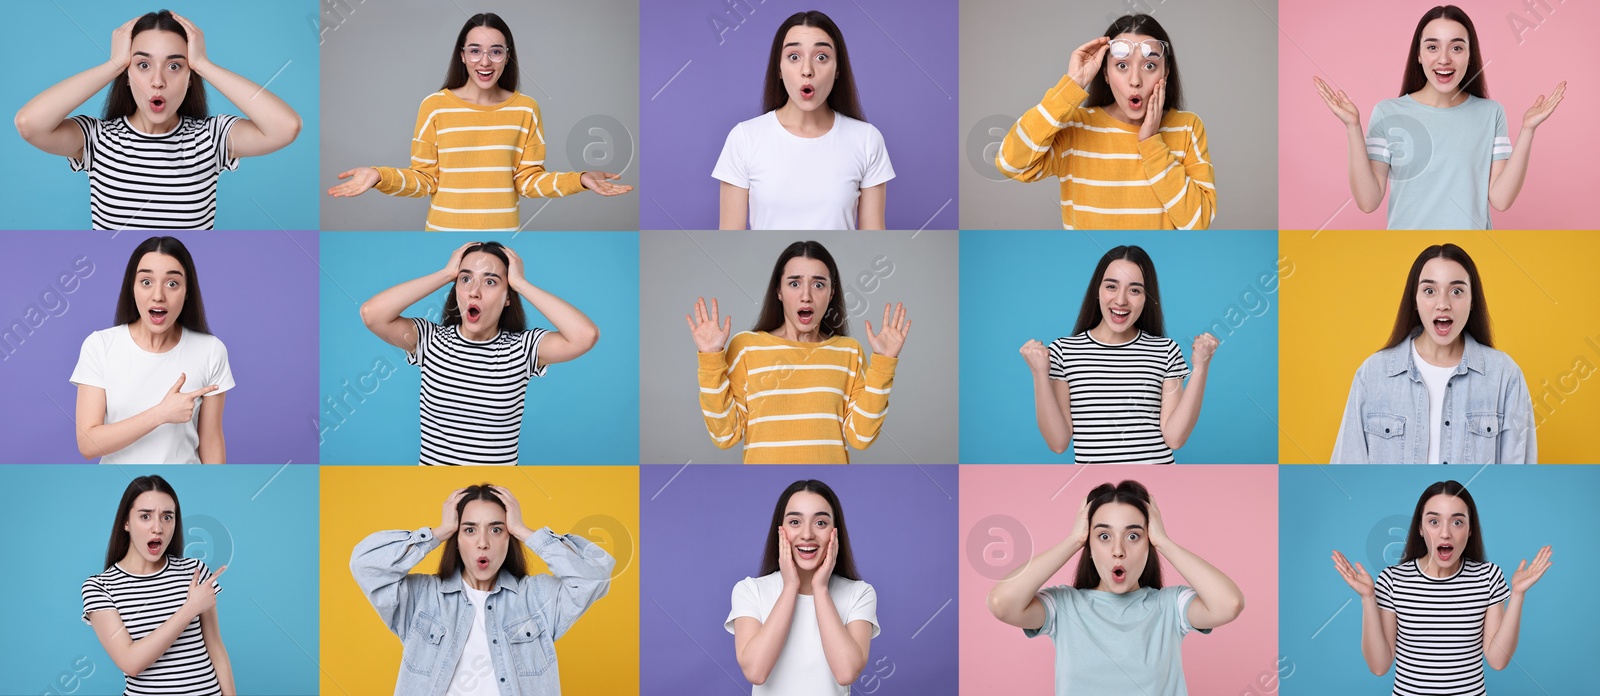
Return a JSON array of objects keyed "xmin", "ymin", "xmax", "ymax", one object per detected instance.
[
  {"xmin": 81, "ymin": 556, "xmax": 223, "ymax": 696},
  {"xmin": 1048, "ymin": 331, "xmax": 1190, "ymax": 464},
  {"xmin": 1375, "ymin": 559, "xmax": 1510, "ymax": 696},
  {"xmin": 69, "ymin": 114, "xmax": 240, "ymax": 230},
  {"xmin": 407, "ymin": 318, "xmax": 548, "ymax": 465}
]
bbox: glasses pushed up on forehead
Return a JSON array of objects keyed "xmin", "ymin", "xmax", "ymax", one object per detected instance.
[
  {"xmin": 1108, "ymin": 39, "xmax": 1168, "ymax": 61},
  {"xmin": 462, "ymin": 45, "xmax": 508, "ymax": 63}
]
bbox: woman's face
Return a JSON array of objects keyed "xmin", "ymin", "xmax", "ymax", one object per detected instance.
[
  {"xmin": 782, "ymin": 491, "xmax": 835, "ymax": 572},
  {"xmin": 1418, "ymin": 493, "xmax": 1470, "ymax": 574},
  {"xmin": 1414, "ymin": 257, "xmax": 1472, "ymax": 348},
  {"xmin": 133, "ymin": 252, "xmax": 187, "ymax": 335},
  {"xmin": 1098, "ymin": 259, "xmax": 1146, "ymax": 332},
  {"xmin": 458, "ymin": 499, "xmax": 511, "ymax": 585},
  {"xmin": 455, "ymin": 250, "xmax": 511, "ymax": 333},
  {"xmin": 1416, "ymin": 19, "xmax": 1470, "ymax": 95},
  {"xmin": 778, "ymin": 256, "xmax": 833, "ymax": 337},
  {"xmin": 460, "ymin": 25, "xmax": 509, "ymax": 91},
  {"xmin": 1089, "ymin": 501, "xmax": 1149, "ymax": 593},
  {"xmin": 124, "ymin": 490, "xmax": 177, "ymax": 564},
  {"xmin": 1103, "ymin": 32, "xmax": 1167, "ymax": 120},
  {"xmin": 778, "ymin": 24, "xmax": 837, "ymax": 112},
  {"xmin": 126, "ymin": 29, "xmax": 191, "ymax": 129}
]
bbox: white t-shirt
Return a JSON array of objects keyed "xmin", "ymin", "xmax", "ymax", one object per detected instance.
[
  {"xmin": 446, "ymin": 585, "xmax": 500, "ymax": 696},
  {"xmin": 712, "ymin": 111, "xmax": 895, "ymax": 230},
  {"xmin": 725, "ymin": 572, "xmax": 880, "ymax": 696},
  {"xmin": 69, "ymin": 325, "xmax": 234, "ymax": 464},
  {"xmin": 1412, "ymin": 341, "xmax": 1457, "ymax": 465}
]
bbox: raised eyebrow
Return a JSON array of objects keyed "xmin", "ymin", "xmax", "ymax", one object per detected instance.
[
  {"xmin": 135, "ymin": 268, "xmax": 186, "ymax": 276},
  {"xmin": 465, "ymin": 43, "xmax": 507, "ymax": 49},
  {"xmin": 1091, "ymin": 523, "xmax": 1146, "ymax": 530},
  {"xmin": 783, "ymin": 41, "xmax": 835, "ymax": 49}
]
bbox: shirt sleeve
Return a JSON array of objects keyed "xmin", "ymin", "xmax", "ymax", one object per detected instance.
[
  {"xmin": 405, "ymin": 318, "xmax": 440, "ymax": 367},
  {"xmin": 1164, "ymin": 338, "xmax": 1192, "ymax": 381},
  {"xmin": 67, "ymin": 115, "xmax": 101, "ymax": 172},
  {"xmin": 81, "ymin": 576, "xmax": 113, "ymax": 625},
  {"xmin": 68, "ymin": 332, "xmax": 106, "ymax": 389},
  {"xmin": 698, "ymin": 337, "xmax": 748, "ymax": 450},
  {"xmin": 1170, "ymin": 585, "xmax": 1212, "ymax": 636},
  {"xmin": 207, "ymin": 114, "xmax": 243, "ymax": 172},
  {"xmin": 724, "ymin": 577, "xmax": 761, "ymax": 633},
  {"xmin": 374, "ymin": 96, "xmax": 441, "ymax": 198},
  {"xmin": 1365, "ymin": 102, "xmax": 1393, "ymax": 164},
  {"xmin": 195, "ymin": 560, "xmax": 224, "ymax": 596},
  {"xmin": 1136, "ymin": 114, "xmax": 1216, "ymax": 230},
  {"xmin": 860, "ymin": 124, "xmax": 895, "ymax": 189},
  {"xmin": 349, "ymin": 527, "xmax": 442, "ymax": 639},
  {"xmin": 1491, "ymin": 103, "xmax": 1512, "ymax": 162},
  {"xmin": 1374, "ymin": 566, "xmax": 1396, "ymax": 612},
  {"xmin": 513, "ymin": 101, "xmax": 584, "ymax": 199},
  {"xmin": 711, "ymin": 122, "xmax": 751, "ymax": 188},
  {"xmin": 1500, "ymin": 366, "xmax": 1536, "ymax": 464},
  {"xmin": 207, "ymin": 337, "xmax": 237, "ymax": 396},
  {"xmin": 1023, "ymin": 585, "xmax": 1064, "ymax": 639},
  {"xmin": 843, "ymin": 347, "xmax": 896, "ymax": 450},
  {"xmin": 1046, "ymin": 338, "xmax": 1069, "ymax": 383},
  {"xmin": 524, "ymin": 527, "xmax": 615, "ymax": 641},
  {"xmin": 523, "ymin": 327, "xmax": 550, "ymax": 378},
  {"xmin": 1486, "ymin": 563, "xmax": 1511, "ymax": 606},
  {"xmin": 996, "ymin": 75, "xmax": 1086, "ymax": 183},
  {"xmin": 1330, "ymin": 368, "xmax": 1370, "ymax": 465},
  {"xmin": 846, "ymin": 581, "xmax": 882, "ymax": 638}
]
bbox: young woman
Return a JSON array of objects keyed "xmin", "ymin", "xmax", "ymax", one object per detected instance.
[
  {"xmin": 1331, "ymin": 244, "xmax": 1535, "ymax": 464},
  {"xmin": 83, "ymin": 475, "xmax": 233, "ymax": 695},
  {"xmin": 327, "ymin": 12, "xmax": 631, "ymax": 231},
  {"xmin": 988, "ymin": 480, "xmax": 1244, "ymax": 695},
  {"xmin": 1313, "ymin": 5, "xmax": 1565, "ymax": 230},
  {"xmin": 996, "ymin": 14, "xmax": 1214, "ymax": 230},
  {"xmin": 360, "ymin": 241, "xmax": 599, "ymax": 464},
  {"xmin": 728, "ymin": 480, "xmax": 877, "ymax": 694},
  {"xmin": 688, "ymin": 241, "xmax": 910, "ymax": 463},
  {"xmin": 1332, "ymin": 480, "xmax": 1552, "ymax": 694},
  {"xmin": 1020, "ymin": 245, "xmax": 1218, "ymax": 463},
  {"xmin": 72, "ymin": 236, "xmax": 233, "ymax": 464},
  {"xmin": 713, "ymin": 11, "xmax": 894, "ymax": 230},
  {"xmin": 15, "ymin": 10, "xmax": 301, "ymax": 230},
  {"xmin": 352, "ymin": 484, "xmax": 614, "ymax": 695}
]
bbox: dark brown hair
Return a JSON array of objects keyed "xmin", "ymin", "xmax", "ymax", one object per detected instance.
[
  {"xmin": 436, "ymin": 484, "xmax": 529, "ymax": 580},
  {"xmin": 753, "ymin": 241, "xmax": 849, "ymax": 338},
  {"xmin": 759, "ymin": 480, "xmax": 860, "ymax": 581},
  {"xmin": 442, "ymin": 13, "xmax": 519, "ymax": 93},
  {"xmin": 1072, "ymin": 245, "xmax": 1165, "ymax": 337},
  {"xmin": 1382, "ymin": 243, "xmax": 1492, "ymax": 350},
  {"xmin": 1085, "ymin": 14, "xmax": 1184, "ymax": 112},
  {"xmin": 761, "ymin": 11, "xmax": 866, "ymax": 121},
  {"xmin": 1400, "ymin": 480, "xmax": 1486, "ymax": 564},
  {"xmin": 115, "ymin": 236, "xmax": 211, "ymax": 334},
  {"xmin": 103, "ymin": 10, "xmax": 209, "ymax": 122},
  {"xmin": 1400, "ymin": 6, "xmax": 1487, "ymax": 99},
  {"xmin": 104, "ymin": 475, "xmax": 184, "ymax": 570},
  {"xmin": 442, "ymin": 242, "xmax": 526, "ymax": 334},
  {"xmin": 1073, "ymin": 480, "xmax": 1163, "ymax": 590}
]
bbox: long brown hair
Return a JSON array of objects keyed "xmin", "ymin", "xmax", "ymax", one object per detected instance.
[
  {"xmin": 1399, "ymin": 6, "xmax": 1488, "ymax": 99},
  {"xmin": 441, "ymin": 13, "xmax": 520, "ymax": 93},
  {"xmin": 753, "ymin": 241, "xmax": 849, "ymax": 338},
  {"xmin": 114, "ymin": 236, "xmax": 211, "ymax": 334},
  {"xmin": 103, "ymin": 10, "xmax": 209, "ymax": 121},
  {"xmin": 1072, "ymin": 480, "xmax": 1163, "ymax": 590},
  {"xmin": 436, "ymin": 484, "xmax": 529, "ymax": 581},
  {"xmin": 761, "ymin": 11, "xmax": 865, "ymax": 121},
  {"xmin": 1400, "ymin": 480, "xmax": 1487, "ymax": 564},
  {"xmin": 104, "ymin": 475, "xmax": 184, "ymax": 570},
  {"xmin": 1071, "ymin": 245, "xmax": 1165, "ymax": 337},
  {"xmin": 1382, "ymin": 244, "xmax": 1492, "ymax": 350},
  {"xmin": 1085, "ymin": 14, "xmax": 1185, "ymax": 112},
  {"xmin": 759, "ymin": 480, "xmax": 860, "ymax": 581}
]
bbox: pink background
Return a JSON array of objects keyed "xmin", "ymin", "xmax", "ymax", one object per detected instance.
[
  {"xmin": 958, "ymin": 465, "xmax": 1279, "ymax": 694},
  {"xmin": 1278, "ymin": 0, "xmax": 1600, "ymax": 230}
]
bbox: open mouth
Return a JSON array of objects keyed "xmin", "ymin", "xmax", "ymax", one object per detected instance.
[
  {"xmin": 148, "ymin": 307, "xmax": 168, "ymax": 325},
  {"xmin": 475, "ymin": 69, "xmax": 495, "ymax": 81},
  {"xmin": 795, "ymin": 544, "xmax": 819, "ymax": 560},
  {"xmin": 1432, "ymin": 317, "xmax": 1453, "ymax": 336},
  {"xmin": 475, "ymin": 555, "xmax": 491, "ymax": 570},
  {"xmin": 1112, "ymin": 564, "xmax": 1127, "ymax": 582},
  {"xmin": 147, "ymin": 538, "xmax": 162, "ymax": 554},
  {"xmin": 1436, "ymin": 544, "xmax": 1454, "ymax": 562},
  {"xmin": 149, "ymin": 95, "xmax": 166, "ymax": 113},
  {"xmin": 1127, "ymin": 94, "xmax": 1144, "ymax": 110},
  {"xmin": 1433, "ymin": 69, "xmax": 1456, "ymax": 84},
  {"xmin": 1108, "ymin": 308, "xmax": 1130, "ymax": 324},
  {"xmin": 800, "ymin": 84, "xmax": 815, "ymax": 99},
  {"xmin": 796, "ymin": 307, "xmax": 814, "ymax": 325},
  {"xmin": 466, "ymin": 304, "xmax": 481, "ymax": 322}
]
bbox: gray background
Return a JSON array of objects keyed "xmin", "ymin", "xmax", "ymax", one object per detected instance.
[
  {"xmin": 319, "ymin": 0, "xmax": 639, "ymax": 231},
  {"xmin": 960, "ymin": 0, "xmax": 1278, "ymax": 230},
  {"xmin": 640, "ymin": 231, "xmax": 959, "ymax": 464}
]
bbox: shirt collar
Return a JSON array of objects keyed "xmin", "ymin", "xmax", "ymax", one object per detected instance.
[
  {"xmin": 1384, "ymin": 327, "xmax": 1486, "ymax": 378},
  {"xmin": 440, "ymin": 567, "xmax": 521, "ymax": 595}
]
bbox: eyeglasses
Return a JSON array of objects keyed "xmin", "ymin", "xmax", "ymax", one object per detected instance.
[
  {"xmin": 461, "ymin": 46, "xmax": 508, "ymax": 63},
  {"xmin": 1108, "ymin": 39, "xmax": 1168, "ymax": 60}
]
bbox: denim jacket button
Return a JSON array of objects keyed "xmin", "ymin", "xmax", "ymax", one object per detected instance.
[{"xmin": 1444, "ymin": 420, "xmax": 1449, "ymax": 426}]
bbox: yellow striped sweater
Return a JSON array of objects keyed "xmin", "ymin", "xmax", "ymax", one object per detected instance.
[
  {"xmin": 374, "ymin": 90, "xmax": 584, "ymax": 231},
  {"xmin": 698, "ymin": 331, "xmax": 897, "ymax": 464},
  {"xmin": 997, "ymin": 76, "xmax": 1215, "ymax": 230}
]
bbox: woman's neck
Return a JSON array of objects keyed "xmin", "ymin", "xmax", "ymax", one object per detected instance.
[
  {"xmin": 1417, "ymin": 556, "xmax": 1461, "ymax": 579},
  {"xmin": 128, "ymin": 322, "xmax": 182, "ymax": 353},
  {"xmin": 1412, "ymin": 333, "xmax": 1465, "ymax": 367},
  {"xmin": 1409, "ymin": 86, "xmax": 1468, "ymax": 109},
  {"xmin": 1089, "ymin": 321, "xmax": 1138, "ymax": 344},
  {"xmin": 775, "ymin": 102, "xmax": 835, "ymax": 138},
  {"xmin": 463, "ymin": 573, "xmax": 497, "ymax": 591},
  {"xmin": 770, "ymin": 323, "xmax": 825, "ymax": 343},
  {"xmin": 451, "ymin": 83, "xmax": 511, "ymax": 106},
  {"xmin": 119, "ymin": 552, "xmax": 167, "ymax": 576},
  {"xmin": 796, "ymin": 568, "xmax": 816, "ymax": 595},
  {"xmin": 126, "ymin": 112, "xmax": 179, "ymax": 135}
]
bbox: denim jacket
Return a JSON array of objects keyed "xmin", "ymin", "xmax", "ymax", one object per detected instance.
[
  {"xmin": 1331, "ymin": 330, "xmax": 1536, "ymax": 464},
  {"xmin": 351, "ymin": 526, "xmax": 615, "ymax": 696}
]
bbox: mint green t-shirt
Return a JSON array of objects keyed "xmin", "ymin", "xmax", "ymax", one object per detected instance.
[
  {"xmin": 1025, "ymin": 585, "xmax": 1210, "ymax": 696},
  {"xmin": 1365, "ymin": 95, "xmax": 1511, "ymax": 230}
]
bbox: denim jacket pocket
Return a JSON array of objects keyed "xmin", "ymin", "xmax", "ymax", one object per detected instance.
[
  {"xmin": 1466, "ymin": 411, "xmax": 1504, "ymax": 463},
  {"xmin": 505, "ymin": 615, "xmax": 554, "ymax": 677},
  {"xmin": 402, "ymin": 612, "xmax": 446, "ymax": 677},
  {"xmin": 1362, "ymin": 413, "xmax": 1407, "ymax": 463}
]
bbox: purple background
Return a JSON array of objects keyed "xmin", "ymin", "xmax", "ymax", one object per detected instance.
[
  {"xmin": 641, "ymin": 464, "xmax": 959, "ymax": 695},
  {"xmin": 0, "ymin": 231, "xmax": 320, "ymax": 464},
  {"xmin": 640, "ymin": 0, "xmax": 959, "ymax": 231}
]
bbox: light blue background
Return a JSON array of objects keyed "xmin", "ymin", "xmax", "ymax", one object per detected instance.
[
  {"xmin": 2, "ymin": 1, "xmax": 320, "ymax": 230},
  {"xmin": 1278, "ymin": 466, "xmax": 1597, "ymax": 695},
  {"xmin": 318, "ymin": 232, "xmax": 640, "ymax": 464},
  {"xmin": 0, "ymin": 465, "xmax": 318, "ymax": 695},
  {"xmin": 959, "ymin": 231, "xmax": 1279, "ymax": 463}
]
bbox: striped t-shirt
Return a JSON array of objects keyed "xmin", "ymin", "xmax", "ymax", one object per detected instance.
[
  {"xmin": 406, "ymin": 318, "xmax": 548, "ymax": 465},
  {"xmin": 698, "ymin": 331, "xmax": 896, "ymax": 464},
  {"xmin": 997, "ymin": 76, "xmax": 1215, "ymax": 230},
  {"xmin": 81, "ymin": 556, "xmax": 224, "ymax": 696},
  {"xmin": 1048, "ymin": 331, "xmax": 1190, "ymax": 464},
  {"xmin": 374, "ymin": 90, "xmax": 584, "ymax": 231},
  {"xmin": 68, "ymin": 114, "xmax": 240, "ymax": 230},
  {"xmin": 1375, "ymin": 559, "xmax": 1510, "ymax": 696}
]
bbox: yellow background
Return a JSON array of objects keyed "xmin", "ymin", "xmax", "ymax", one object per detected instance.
[
  {"xmin": 1279, "ymin": 230, "xmax": 1600, "ymax": 464},
  {"xmin": 319, "ymin": 467, "xmax": 639, "ymax": 695}
]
